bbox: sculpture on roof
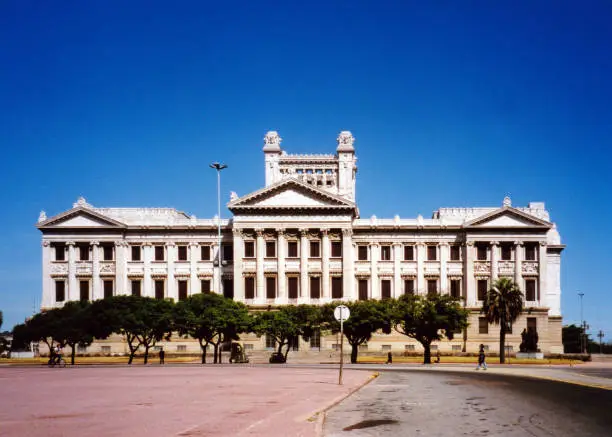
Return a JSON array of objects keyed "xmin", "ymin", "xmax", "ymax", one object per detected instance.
[
  {"xmin": 336, "ymin": 131, "xmax": 355, "ymax": 151},
  {"xmin": 73, "ymin": 196, "xmax": 92, "ymax": 209},
  {"xmin": 38, "ymin": 210, "xmax": 47, "ymax": 223},
  {"xmin": 503, "ymin": 196, "xmax": 512, "ymax": 207},
  {"xmin": 263, "ymin": 131, "xmax": 282, "ymax": 151}
]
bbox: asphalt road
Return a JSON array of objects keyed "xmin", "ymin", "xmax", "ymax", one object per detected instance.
[{"xmin": 323, "ymin": 370, "xmax": 612, "ymax": 436}]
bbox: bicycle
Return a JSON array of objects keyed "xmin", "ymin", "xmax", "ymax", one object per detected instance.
[{"xmin": 48, "ymin": 356, "xmax": 66, "ymax": 368}]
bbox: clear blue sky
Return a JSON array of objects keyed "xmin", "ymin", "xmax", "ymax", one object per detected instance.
[{"xmin": 1, "ymin": 1, "xmax": 610, "ymax": 340}]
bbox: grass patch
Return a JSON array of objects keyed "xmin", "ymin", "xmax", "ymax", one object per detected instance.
[
  {"xmin": 1, "ymin": 356, "xmax": 200, "ymax": 366},
  {"xmin": 356, "ymin": 355, "xmax": 583, "ymax": 365}
]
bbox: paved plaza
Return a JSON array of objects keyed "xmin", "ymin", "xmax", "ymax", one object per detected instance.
[{"xmin": 0, "ymin": 366, "xmax": 371, "ymax": 437}]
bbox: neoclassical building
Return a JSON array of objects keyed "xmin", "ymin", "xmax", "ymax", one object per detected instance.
[{"xmin": 37, "ymin": 131, "xmax": 564, "ymax": 354}]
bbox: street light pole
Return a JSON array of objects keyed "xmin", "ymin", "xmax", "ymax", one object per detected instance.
[
  {"xmin": 578, "ymin": 292, "xmax": 585, "ymax": 353},
  {"xmin": 210, "ymin": 162, "xmax": 228, "ymax": 295},
  {"xmin": 597, "ymin": 330, "xmax": 604, "ymax": 355}
]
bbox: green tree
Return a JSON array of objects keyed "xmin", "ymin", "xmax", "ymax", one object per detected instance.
[
  {"xmin": 91, "ymin": 296, "xmax": 174, "ymax": 364},
  {"xmin": 252, "ymin": 305, "xmax": 322, "ymax": 362},
  {"xmin": 393, "ymin": 294, "xmax": 469, "ymax": 364},
  {"xmin": 322, "ymin": 300, "xmax": 392, "ymax": 364},
  {"xmin": 481, "ymin": 277, "xmax": 523, "ymax": 363},
  {"xmin": 23, "ymin": 309, "xmax": 66, "ymax": 354},
  {"xmin": 54, "ymin": 301, "xmax": 95, "ymax": 365},
  {"xmin": 562, "ymin": 324, "xmax": 585, "ymax": 353},
  {"xmin": 174, "ymin": 293, "xmax": 252, "ymax": 364},
  {"xmin": 0, "ymin": 310, "xmax": 7, "ymax": 355}
]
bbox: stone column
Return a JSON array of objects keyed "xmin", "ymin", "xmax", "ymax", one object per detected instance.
[
  {"xmin": 256, "ymin": 228, "xmax": 265, "ymax": 303},
  {"xmin": 41, "ymin": 241, "xmax": 52, "ymax": 308},
  {"xmin": 416, "ymin": 242, "xmax": 425, "ymax": 295},
  {"xmin": 166, "ymin": 242, "xmax": 176, "ymax": 300},
  {"xmin": 233, "ymin": 230, "xmax": 244, "ymax": 301},
  {"xmin": 67, "ymin": 241, "xmax": 76, "ymax": 301},
  {"xmin": 300, "ymin": 229, "xmax": 309, "ymax": 302},
  {"xmin": 212, "ymin": 242, "xmax": 220, "ymax": 295},
  {"xmin": 370, "ymin": 243, "xmax": 379, "ymax": 299},
  {"xmin": 91, "ymin": 241, "xmax": 100, "ymax": 300},
  {"xmin": 465, "ymin": 242, "xmax": 475, "ymax": 305},
  {"xmin": 393, "ymin": 243, "xmax": 402, "ymax": 298},
  {"xmin": 439, "ymin": 242, "xmax": 448, "ymax": 295},
  {"xmin": 514, "ymin": 241, "xmax": 522, "ymax": 287},
  {"xmin": 342, "ymin": 229, "xmax": 354, "ymax": 301},
  {"xmin": 538, "ymin": 242, "xmax": 547, "ymax": 305},
  {"xmin": 190, "ymin": 242, "xmax": 199, "ymax": 297},
  {"xmin": 115, "ymin": 241, "xmax": 127, "ymax": 296},
  {"xmin": 277, "ymin": 228, "xmax": 286, "ymax": 303},
  {"xmin": 321, "ymin": 228, "xmax": 330, "ymax": 301},
  {"xmin": 490, "ymin": 241, "xmax": 499, "ymax": 281},
  {"xmin": 143, "ymin": 243, "xmax": 152, "ymax": 298}
]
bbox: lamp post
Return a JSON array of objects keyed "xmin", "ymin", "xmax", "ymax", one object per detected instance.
[
  {"xmin": 210, "ymin": 162, "xmax": 228, "ymax": 295},
  {"xmin": 578, "ymin": 292, "xmax": 585, "ymax": 353},
  {"xmin": 597, "ymin": 330, "xmax": 605, "ymax": 355}
]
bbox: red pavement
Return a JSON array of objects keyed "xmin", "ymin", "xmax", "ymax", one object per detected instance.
[{"xmin": 0, "ymin": 366, "xmax": 372, "ymax": 437}]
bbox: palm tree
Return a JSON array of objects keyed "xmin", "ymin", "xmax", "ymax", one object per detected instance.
[{"xmin": 481, "ymin": 277, "xmax": 523, "ymax": 363}]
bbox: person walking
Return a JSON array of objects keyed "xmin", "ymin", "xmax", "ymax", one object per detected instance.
[
  {"xmin": 159, "ymin": 347, "xmax": 165, "ymax": 365},
  {"xmin": 475, "ymin": 344, "xmax": 487, "ymax": 370},
  {"xmin": 386, "ymin": 351, "xmax": 393, "ymax": 364}
]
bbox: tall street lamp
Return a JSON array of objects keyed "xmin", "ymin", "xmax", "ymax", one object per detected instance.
[
  {"xmin": 578, "ymin": 292, "xmax": 585, "ymax": 353},
  {"xmin": 210, "ymin": 162, "xmax": 228, "ymax": 295}
]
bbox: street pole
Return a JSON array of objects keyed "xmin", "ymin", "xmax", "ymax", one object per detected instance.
[
  {"xmin": 598, "ymin": 330, "xmax": 604, "ymax": 355},
  {"xmin": 578, "ymin": 292, "xmax": 584, "ymax": 353},
  {"xmin": 210, "ymin": 163, "xmax": 227, "ymax": 296},
  {"xmin": 339, "ymin": 315, "xmax": 344, "ymax": 385}
]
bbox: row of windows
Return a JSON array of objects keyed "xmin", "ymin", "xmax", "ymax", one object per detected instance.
[
  {"xmin": 243, "ymin": 240, "xmax": 343, "ymax": 258},
  {"xmin": 478, "ymin": 316, "xmax": 537, "ymax": 334},
  {"xmin": 54, "ymin": 277, "xmax": 539, "ymax": 303}
]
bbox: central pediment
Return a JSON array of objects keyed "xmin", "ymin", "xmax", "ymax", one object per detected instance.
[
  {"xmin": 463, "ymin": 207, "xmax": 552, "ymax": 229},
  {"xmin": 228, "ymin": 178, "xmax": 358, "ymax": 216}
]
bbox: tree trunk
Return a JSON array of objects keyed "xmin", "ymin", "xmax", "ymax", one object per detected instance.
[
  {"xmin": 462, "ymin": 326, "xmax": 467, "ymax": 353},
  {"xmin": 350, "ymin": 344, "xmax": 358, "ymax": 364},
  {"xmin": 70, "ymin": 343, "xmax": 76, "ymax": 365},
  {"xmin": 423, "ymin": 342, "xmax": 432, "ymax": 364},
  {"xmin": 199, "ymin": 340, "xmax": 207, "ymax": 364},
  {"xmin": 213, "ymin": 343, "xmax": 219, "ymax": 364},
  {"xmin": 144, "ymin": 344, "xmax": 150, "ymax": 364},
  {"xmin": 499, "ymin": 320, "xmax": 506, "ymax": 364}
]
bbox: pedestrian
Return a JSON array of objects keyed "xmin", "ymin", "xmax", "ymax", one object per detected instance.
[
  {"xmin": 475, "ymin": 344, "xmax": 487, "ymax": 370},
  {"xmin": 435, "ymin": 350, "xmax": 441, "ymax": 363},
  {"xmin": 386, "ymin": 351, "xmax": 393, "ymax": 364},
  {"xmin": 159, "ymin": 347, "xmax": 165, "ymax": 365}
]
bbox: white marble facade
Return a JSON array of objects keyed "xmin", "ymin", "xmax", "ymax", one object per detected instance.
[{"xmin": 37, "ymin": 131, "xmax": 565, "ymax": 353}]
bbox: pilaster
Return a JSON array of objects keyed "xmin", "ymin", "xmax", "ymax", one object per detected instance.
[
  {"xmin": 143, "ymin": 243, "xmax": 152, "ymax": 298},
  {"xmin": 514, "ymin": 241, "xmax": 522, "ymax": 288},
  {"xmin": 277, "ymin": 229, "xmax": 286, "ymax": 304},
  {"xmin": 490, "ymin": 241, "xmax": 499, "ymax": 281},
  {"xmin": 41, "ymin": 241, "xmax": 52, "ymax": 308},
  {"xmin": 321, "ymin": 228, "xmax": 330, "ymax": 301},
  {"xmin": 67, "ymin": 241, "xmax": 76, "ymax": 302},
  {"xmin": 256, "ymin": 228, "xmax": 265, "ymax": 303},
  {"xmin": 465, "ymin": 242, "xmax": 475, "ymax": 305},
  {"xmin": 538, "ymin": 241, "xmax": 547, "ymax": 305},
  {"xmin": 190, "ymin": 242, "xmax": 199, "ymax": 297},
  {"xmin": 416, "ymin": 242, "xmax": 425, "ymax": 295},
  {"xmin": 300, "ymin": 228, "xmax": 309, "ymax": 302},
  {"xmin": 439, "ymin": 242, "xmax": 449, "ymax": 294},
  {"xmin": 115, "ymin": 241, "xmax": 127, "ymax": 296},
  {"xmin": 342, "ymin": 229, "xmax": 354, "ymax": 301},
  {"xmin": 166, "ymin": 242, "xmax": 176, "ymax": 300},
  {"xmin": 393, "ymin": 243, "xmax": 402, "ymax": 298},
  {"xmin": 91, "ymin": 241, "xmax": 100, "ymax": 300},
  {"xmin": 370, "ymin": 243, "xmax": 379, "ymax": 300},
  {"xmin": 232, "ymin": 230, "xmax": 244, "ymax": 301}
]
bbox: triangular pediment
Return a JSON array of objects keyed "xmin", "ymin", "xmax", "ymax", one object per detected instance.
[
  {"xmin": 228, "ymin": 178, "xmax": 358, "ymax": 216},
  {"xmin": 464, "ymin": 207, "xmax": 552, "ymax": 229},
  {"xmin": 37, "ymin": 208, "xmax": 127, "ymax": 229}
]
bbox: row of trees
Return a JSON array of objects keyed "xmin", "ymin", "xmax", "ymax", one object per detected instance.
[{"xmin": 11, "ymin": 277, "xmax": 526, "ymax": 365}]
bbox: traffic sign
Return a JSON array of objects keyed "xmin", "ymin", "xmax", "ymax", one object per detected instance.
[{"xmin": 334, "ymin": 305, "xmax": 350, "ymax": 322}]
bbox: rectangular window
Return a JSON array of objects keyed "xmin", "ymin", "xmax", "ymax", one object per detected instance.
[
  {"xmin": 310, "ymin": 276, "xmax": 321, "ymax": 299},
  {"xmin": 178, "ymin": 280, "xmax": 188, "ymax": 301},
  {"xmin": 450, "ymin": 245, "xmax": 461, "ymax": 261},
  {"xmin": 501, "ymin": 245, "xmax": 512, "ymax": 261},
  {"xmin": 331, "ymin": 276, "xmax": 343, "ymax": 299},
  {"xmin": 244, "ymin": 241, "xmax": 255, "ymax": 258},
  {"xmin": 381, "ymin": 344, "xmax": 391, "ymax": 351},
  {"xmin": 245, "ymin": 277, "xmax": 255, "ymax": 299},
  {"xmin": 287, "ymin": 241, "xmax": 298, "ymax": 258},
  {"xmin": 201, "ymin": 245, "xmax": 211, "ymax": 261},
  {"xmin": 524, "ymin": 243, "xmax": 537, "ymax": 261},
  {"xmin": 527, "ymin": 317, "xmax": 537, "ymax": 330},
  {"xmin": 201, "ymin": 279, "xmax": 211, "ymax": 294},
  {"xmin": 222, "ymin": 244, "xmax": 233, "ymax": 262},
  {"xmin": 131, "ymin": 280, "xmax": 141, "ymax": 297},
  {"xmin": 452, "ymin": 344, "xmax": 462, "ymax": 351},
  {"xmin": 55, "ymin": 280, "xmax": 65, "ymax": 302},
  {"xmin": 427, "ymin": 245, "xmax": 437, "ymax": 261},
  {"xmin": 79, "ymin": 245, "xmax": 89, "ymax": 261},
  {"xmin": 223, "ymin": 278, "xmax": 233, "ymax": 299},
  {"xmin": 477, "ymin": 245, "xmax": 488, "ymax": 261},
  {"xmin": 177, "ymin": 345, "xmax": 187, "ymax": 353},
  {"xmin": 479, "ymin": 317, "xmax": 489, "ymax": 334},
  {"xmin": 266, "ymin": 276, "xmax": 276, "ymax": 299},
  {"xmin": 79, "ymin": 280, "xmax": 89, "ymax": 301},
  {"xmin": 155, "ymin": 246, "xmax": 165, "ymax": 261},
  {"xmin": 477, "ymin": 279, "xmax": 488, "ymax": 301},
  {"xmin": 405, "ymin": 344, "xmax": 415, "ymax": 351},
  {"xmin": 427, "ymin": 279, "xmax": 437, "ymax": 296},
  {"xmin": 525, "ymin": 279, "xmax": 537, "ymax": 301},
  {"xmin": 288, "ymin": 277, "xmax": 299, "ymax": 299},
  {"xmin": 403, "ymin": 245, "xmax": 414, "ymax": 261},
  {"xmin": 358, "ymin": 246, "xmax": 368, "ymax": 261},
  {"xmin": 155, "ymin": 280, "xmax": 165, "ymax": 299},
  {"xmin": 54, "ymin": 244, "xmax": 66, "ymax": 261},
  {"xmin": 310, "ymin": 241, "xmax": 320, "ymax": 258},
  {"xmin": 358, "ymin": 279, "xmax": 368, "ymax": 300},
  {"xmin": 404, "ymin": 279, "xmax": 414, "ymax": 295},
  {"xmin": 265, "ymin": 334, "xmax": 276, "ymax": 349},
  {"xmin": 309, "ymin": 330, "xmax": 321, "ymax": 349},
  {"xmin": 450, "ymin": 279, "xmax": 461, "ymax": 298},
  {"xmin": 381, "ymin": 279, "xmax": 392, "ymax": 300},
  {"xmin": 265, "ymin": 241, "xmax": 276, "ymax": 258},
  {"xmin": 101, "ymin": 345, "xmax": 111, "ymax": 354},
  {"xmin": 103, "ymin": 245, "xmax": 113, "ymax": 261},
  {"xmin": 430, "ymin": 345, "xmax": 438, "ymax": 351},
  {"xmin": 131, "ymin": 246, "xmax": 141, "ymax": 261},
  {"xmin": 380, "ymin": 245, "xmax": 392, "ymax": 261},
  {"xmin": 331, "ymin": 241, "xmax": 342, "ymax": 258},
  {"xmin": 103, "ymin": 280, "xmax": 113, "ymax": 299},
  {"xmin": 177, "ymin": 246, "xmax": 188, "ymax": 261}
]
